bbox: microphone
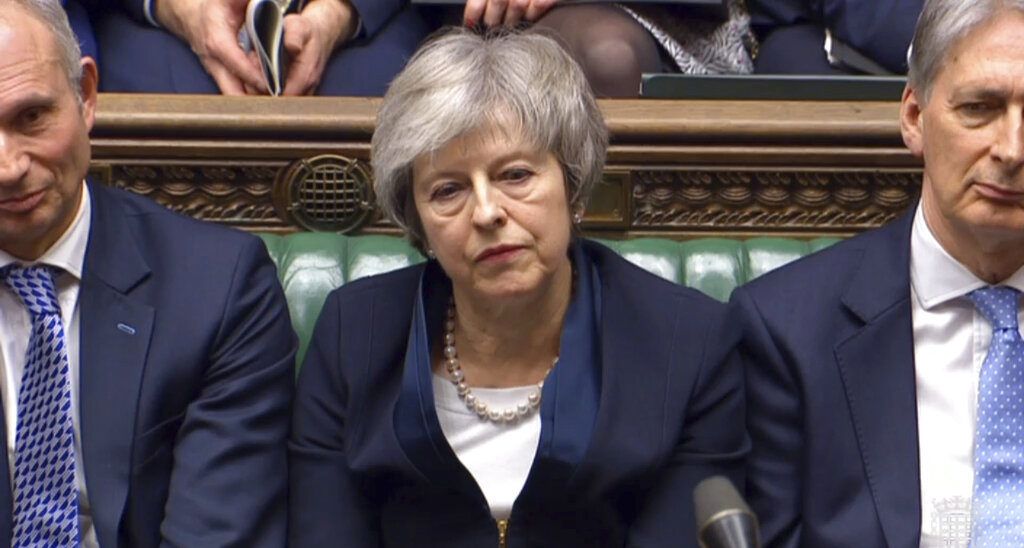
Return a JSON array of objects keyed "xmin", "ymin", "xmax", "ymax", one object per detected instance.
[{"xmin": 693, "ymin": 476, "xmax": 761, "ymax": 548}]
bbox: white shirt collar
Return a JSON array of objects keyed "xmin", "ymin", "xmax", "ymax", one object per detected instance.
[
  {"xmin": 910, "ymin": 199, "xmax": 1024, "ymax": 309},
  {"xmin": 0, "ymin": 181, "xmax": 91, "ymax": 280}
]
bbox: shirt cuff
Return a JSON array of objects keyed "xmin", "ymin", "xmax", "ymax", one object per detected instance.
[{"xmin": 144, "ymin": 0, "xmax": 161, "ymax": 27}]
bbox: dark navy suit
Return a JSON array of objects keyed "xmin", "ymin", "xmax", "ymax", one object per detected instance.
[
  {"xmin": 65, "ymin": 0, "xmax": 98, "ymax": 62},
  {"xmin": 731, "ymin": 210, "xmax": 922, "ymax": 547},
  {"xmin": 92, "ymin": 0, "xmax": 434, "ymax": 95},
  {"xmin": 0, "ymin": 182, "xmax": 295, "ymax": 546},
  {"xmin": 750, "ymin": 0, "xmax": 922, "ymax": 74},
  {"xmin": 290, "ymin": 239, "xmax": 747, "ymax": 547}
]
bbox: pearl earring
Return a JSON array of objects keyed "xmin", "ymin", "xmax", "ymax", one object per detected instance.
[{"xmin": 426, "ymin": 248, "xmax": 436, "ymax": 260}]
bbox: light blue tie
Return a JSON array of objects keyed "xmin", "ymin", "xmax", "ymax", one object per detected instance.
[
  {"xmin": 969, "ymin": 286, "xmax": 1024, "ymax": 547},
  {"xmin": 2, "ymin": 265, "xmax": 79, "ymax": 547}
]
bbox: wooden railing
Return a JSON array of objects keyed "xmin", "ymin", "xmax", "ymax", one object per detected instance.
[{"xmin": 89, "ymin": 94, "xmax": 921, "ymax": 239}]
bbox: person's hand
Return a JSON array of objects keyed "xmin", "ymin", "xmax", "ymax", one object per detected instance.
[
  {"xmin": 155, "ymin": 0, "xmax": 267, "ymax": 95},
  {"xmin": 464, "ymin": 0, "xmax": 558, "ymax": 28},
  {"xmin": 280, "ymin": 0, "xmax": 358, "ymax": 96}
]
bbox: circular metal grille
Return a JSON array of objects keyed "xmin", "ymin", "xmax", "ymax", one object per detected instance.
[{"xmin": 276, "ymin": 155, "xmax": 374, "ymax": 232}]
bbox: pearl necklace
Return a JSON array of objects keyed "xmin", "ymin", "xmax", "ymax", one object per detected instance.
[{"xmin": 443, "ymin": 298, "xmax": 555, "ymax": 424}]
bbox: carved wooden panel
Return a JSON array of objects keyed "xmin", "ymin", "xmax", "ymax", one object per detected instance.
[
  {"xmin": 631, "ymin": 169, "xmax": 922, "ymax": 235},
  {"xmin": 90, "ymin": 95, "xmax": 924, "ymax": 239},
  {"xmin": 105, "ymin": 162, "xmax": 287, "ymax": 231}
]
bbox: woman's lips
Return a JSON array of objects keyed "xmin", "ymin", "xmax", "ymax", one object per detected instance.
[
  {"xmin": 0, "ymin": 189, "xmax": 45, "ymax": 214},
  {"xmin": 475, "ymin": 245, "xmax": 525, "ymax": 263}
]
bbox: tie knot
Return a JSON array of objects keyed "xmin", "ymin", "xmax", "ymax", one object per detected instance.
[
  {"xmin": 969, "ymin": 286, "xmax": 1021, "ymax": 331},
  {"xmin": 1, "ymin": 264, "xmax": 61, "ymax": 318}
]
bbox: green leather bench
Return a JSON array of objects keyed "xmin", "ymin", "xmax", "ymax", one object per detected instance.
[{"xmin": 258, "ymin": 234, "xmax": 840, "ymax": 365}]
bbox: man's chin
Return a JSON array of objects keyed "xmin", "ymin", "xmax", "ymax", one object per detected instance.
[
  {"xmin": 959, "ymin": 209, "xmax": 1024, "ymax": 245},
  {"xmin": 0, "ymin": 211, "xmax": 66, "ymax": 259}
]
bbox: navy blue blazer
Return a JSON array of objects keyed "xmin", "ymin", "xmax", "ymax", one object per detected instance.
[
  {"xmin": 750, "ymin": 0, "xmax": 921, "ymax": 74},
  {"xmin": 92, "ymin": 0, "xmax": 434, "ymax": 95},
  {"xmin": 290, "ymin": 239, "xmax": 747, "ymax": 547},
  {"xmin": 0, "ymin": 182, "xmax": 295, "ymax": 546},
  {"xmin": 64, "ymin": 0, "xmax": 98, "ymax": 62},
  {"xmin": 731, "ymin": 209, "xmax": 920, "ymax": 547}
]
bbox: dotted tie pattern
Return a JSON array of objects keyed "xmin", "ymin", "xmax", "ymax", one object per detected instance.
[
  {"xmin": 1, "ymin": 265, "xmax": 79, "ymax": 547},
  {"xmin": 968, "ymin": 286, "xmax": 1024, "ymax": 547}
]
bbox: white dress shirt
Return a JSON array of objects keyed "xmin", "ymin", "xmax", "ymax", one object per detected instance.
[
  {"xmin": 910, "ymin": 203, "xmax": 1024, "ymax": 548},
  {"xmin": 433, "ymin": 374, "xmax": 541, "ymax": 520},
  {"xmin": 0, "ymin": 182, "xmax": 97, "ymax": 547}
]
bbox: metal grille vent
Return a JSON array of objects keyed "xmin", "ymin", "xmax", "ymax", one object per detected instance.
[{"xmin": 275, "ymin": 154, "xmax": 374, "ymax": 232}]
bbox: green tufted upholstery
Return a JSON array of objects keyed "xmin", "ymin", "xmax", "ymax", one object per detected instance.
[{"xmin": 258, "ymin": 234, "xmax": 840, "ymax": 365}]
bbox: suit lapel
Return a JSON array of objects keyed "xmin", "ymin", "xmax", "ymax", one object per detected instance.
[
  {"xmin": 835, "ymin": 210, "xmax": 921, "ymax": 547},
  {"xmin": 77, "ymin": 183, "xmax": 153, "ymax": 547},
  {"xmin": 520, "ymin": 241, "xmax": 666, "ymax": 505},
  {"xmin": 392, "ymin": 263, "xmax": 486, "ymax": 504}
]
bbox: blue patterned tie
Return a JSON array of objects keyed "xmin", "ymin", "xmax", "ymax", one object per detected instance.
[
  {"xmin": 2, "ymin": 265, "xmax": 79, "ymax": 547},
  {"xmin": 969, "ymin": 286, "xmax": 1024, "ymax": 547}
]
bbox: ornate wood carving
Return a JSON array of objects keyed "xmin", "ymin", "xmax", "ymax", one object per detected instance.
[
  {"xmin": 106, "ymin": 163, "xmax": 287, "ymax": 231},
  {"xmin": 631, "ymin": 169, "xmax": 922, "ymax": 234},
  {"xmin": 90, "ymin": 94, "xmax": 924, "ymax": 238}
]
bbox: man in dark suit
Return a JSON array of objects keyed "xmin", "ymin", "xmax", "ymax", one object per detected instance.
[
  {"xmin": 733, "ymin": 0, "xmax": 1024, "ymax": 545},
  {"xmin": 0, "ymin": 1, "xmax": 294, "ymax": 546},
  {"xmin": 91, "ymin": 0, "xmax": 433, "ymax": 96}
]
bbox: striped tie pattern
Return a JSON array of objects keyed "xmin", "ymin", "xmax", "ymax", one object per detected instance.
[
  {"xmin": 968, "ymin": 286, "xmax": 1024, "ymax": 547},
  {"xmin": 2, "ymin": 265, "xmax": 79, "ymax": 547}
]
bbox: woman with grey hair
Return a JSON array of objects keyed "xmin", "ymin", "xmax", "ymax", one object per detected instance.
[{"xmin": 290, "ymin": 28, "xmax": 746, "ymax": 547}]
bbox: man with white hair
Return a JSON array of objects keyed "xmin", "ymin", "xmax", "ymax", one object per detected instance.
[
  {"xmin": 732, "ymin": 0, "xmax": 1024, "ymax": 545},
  {"xmin": 0, "ymin": 1, "xmax": 294, "ymax": 545}
]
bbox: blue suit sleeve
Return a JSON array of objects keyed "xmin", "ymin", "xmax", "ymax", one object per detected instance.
[
  {"xmin": 730, "ymin": 287, "xmax": 803, "ymax": 548},
  {"xmin": 626, "ymin": 299, "xmax": 749, "ymax": 546},
  {"xmin": 158, "ymin": 237, "xmax": 295, "ymax": 547},
  {"xmin": 112, "ymin": 0, "xmax": 406, "ymax": 36},
  {"xmin": 63, "ymin": 0, "xmax": 100, "ymax": 60},
  {"xmin": 822, "ymin": 0, "xmax": 922, "ymax": 73},
  {"xmin": 105, "ymin": 0, "xmax": 156, "ymax": 26},
  {"xmin": 289, "ymin": 290, "xmax": 380, "ymax": 547},
  {"xmin": 350, "ymin": 0, "xmax": 406, "ymax": 39}
]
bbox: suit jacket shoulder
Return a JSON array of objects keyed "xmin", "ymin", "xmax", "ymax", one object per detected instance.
[
  {"xmin": 104, "ymin": 183, "xmax": 262, "ymax": 247},
  {"xmin": 736, "ymin": 211, "xmax": 913, "ymax": 326}
]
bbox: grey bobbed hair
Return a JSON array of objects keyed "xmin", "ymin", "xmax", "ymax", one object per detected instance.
[{"xmin": 371, "ymin": 27, "xmax": 608, "ymax": 252}]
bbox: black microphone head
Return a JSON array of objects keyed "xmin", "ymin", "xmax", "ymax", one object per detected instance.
[{"xmin": 693, "ymin": 476, "xmax": 760, "ymax": 548}]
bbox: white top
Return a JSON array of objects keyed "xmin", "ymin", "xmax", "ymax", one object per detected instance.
[
  {"xmin": 0, "ymin": 182, "xmax": 98, "ymax": 547},
  {"xmin": 910, "ymin": 203, "xmax": 1024, "ymax": 548},
  {"xmin": 433, "ymin": 374, "xmax": 541, "ymax": 520}
]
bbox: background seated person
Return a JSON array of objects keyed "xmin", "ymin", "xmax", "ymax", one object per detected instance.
[
  {"xmin": 91, "ymin": 0, "xmax": 434, "ymax": 95},
  {"xmin": 288, "ymin": 28, "xmax": 747, "ymax": 546},
  {"xmin": 749, "ymin": 0, "xmax": 922, "ymax": 75},
  {"xmin": 458, "ymin": 0, "xmax": 755, "ymax": 97}
]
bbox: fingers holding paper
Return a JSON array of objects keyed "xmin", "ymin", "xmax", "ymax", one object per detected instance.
[
  {"xmin": 281, "ymin": 0, "xmax": 358, "ymax": 96},
  {"xmin": 155, "ymin": 0, "xmax": 266, "ymax": 95}
]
